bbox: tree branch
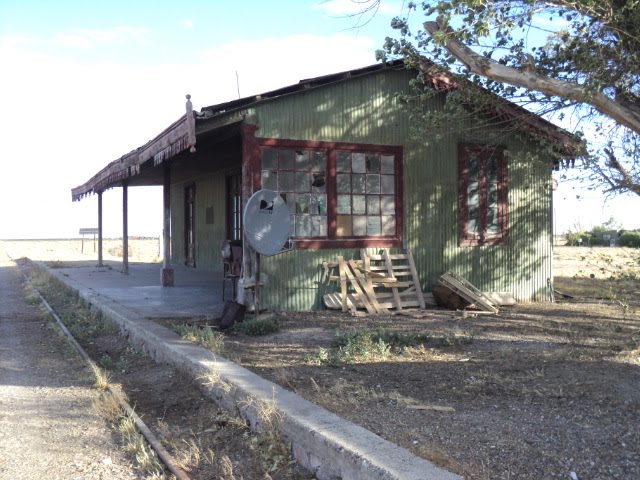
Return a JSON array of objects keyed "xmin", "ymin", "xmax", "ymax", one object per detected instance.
[{"xmin": 424, "ymin": 18, "xmax": 640, "ymax": 134}]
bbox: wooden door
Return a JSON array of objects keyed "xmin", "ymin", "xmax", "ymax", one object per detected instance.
[{"xmin": 184, "ymin": 184, "xmax": 196, "ymax": 267}]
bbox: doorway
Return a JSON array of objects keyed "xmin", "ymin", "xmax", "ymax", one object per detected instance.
[
  {"xmin": 226, "ymin": 173, "xmax": 242, "ymax": 241},
  {"xmin": 184, "ymin": 184, "xmax": 196, "ymax": 267}
]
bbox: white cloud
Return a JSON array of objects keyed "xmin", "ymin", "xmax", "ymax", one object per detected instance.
[
  {"xmin": 0, "ymin": 32, "xmax": 379, "ymax": 238},
  {"xmin": 53, "ymin": 26, "xmax": 150, "ymax": 49},
  {"xmin": 183, "ymin": 19, "xmax": 193, "ymax": 29},
  {"xmin": 532, "ymin": 15, "xmax": 571, "ymax": 29}
]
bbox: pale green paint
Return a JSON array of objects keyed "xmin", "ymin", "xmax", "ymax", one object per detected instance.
[{"xmin": 172, "ymin": 68, "xmax": 555, "ymax": 309}]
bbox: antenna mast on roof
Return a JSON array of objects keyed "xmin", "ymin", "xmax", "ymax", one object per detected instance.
[{"xmin": 235, "ymin": 71, "xmax": 241, "ymax": 99}]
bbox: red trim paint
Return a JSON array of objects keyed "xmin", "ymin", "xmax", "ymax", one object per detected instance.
[{"xmin": 255, "ymin": 138, "xmax": 404, "ymax": 249}]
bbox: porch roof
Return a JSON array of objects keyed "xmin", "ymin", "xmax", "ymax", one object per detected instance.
[{"xmin": 71, "ymin": 60, "xmax": 581, "ymax": 202}]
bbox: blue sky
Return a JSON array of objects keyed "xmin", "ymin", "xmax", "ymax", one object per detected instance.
[{"xmin": 0, "ymin": 0, "xmax": 637, "ymax": 239}]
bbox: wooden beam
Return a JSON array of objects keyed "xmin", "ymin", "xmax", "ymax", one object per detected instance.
[
  {"xmin": 122, "ymin": 181, "xmax": 129, "ymax": 275},
  {"xmin": 161, "ymin": 163, "xmax": 174, "ymax": 286},
  {"xmin": 97, "ymin": 191, "xmax": 103, "ymax": 267}
]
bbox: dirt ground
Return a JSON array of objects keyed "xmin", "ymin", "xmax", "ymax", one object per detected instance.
[
  {"xmin": 0, "ymin": 247, "xmax": 141, "ymax": 480},
  {"xmin": 4, "ymin": 239, "xmax": 640, "ymax": 479}
]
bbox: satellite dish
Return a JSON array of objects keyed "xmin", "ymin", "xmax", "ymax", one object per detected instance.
[{"xmin": 243, "ymin": 189, "xmax": 290, "ymax": 256}]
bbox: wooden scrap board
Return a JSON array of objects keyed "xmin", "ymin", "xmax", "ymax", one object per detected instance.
[{"xmin": 437, "ymin": 271, "xmax": 498, "ymax": 313}]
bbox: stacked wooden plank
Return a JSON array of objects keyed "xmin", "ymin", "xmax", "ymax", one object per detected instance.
[
  {"xmin": 436, "ymin": 271, "xmax": 499, "ymax": 314},
  {"xmin": 323, "ymin": 249, "xmax": 425, "ymax": 315}
]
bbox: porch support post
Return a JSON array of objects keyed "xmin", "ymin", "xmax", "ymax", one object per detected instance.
[
  {"xmin": 240, "ymin": 121, "xmax": 258, "ymax": 307},
  {"xmin": 161, "ymin": 162, "xmax": 174, "ymax": 286},
  {"xmin": 97, "ymin": 191, "xmax": 103, "ymax": 267},
  {"xmin": 122, "ymin": 181, "xmax": 129, "ymax": 275}
]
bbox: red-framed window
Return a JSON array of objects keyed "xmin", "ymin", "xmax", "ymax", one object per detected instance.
[
  {"xmin": 256, "ymin": 139, "xmax": 403, "ymax": 249},
  {"xmin": 458, "ymin": 143, "xmax": 508, "ymax": 246}
]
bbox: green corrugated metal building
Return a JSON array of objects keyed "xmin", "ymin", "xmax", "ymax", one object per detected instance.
[{"xmin": 72, "ymin": 60, "xmax": 578, "ymax": 309}]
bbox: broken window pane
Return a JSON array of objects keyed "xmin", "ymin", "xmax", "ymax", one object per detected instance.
[
  {"xmin": 311, "ymin": 173, "xmax": 326, "ymax": 192},
  {"xmin": 467, "ymin": 156, "xmax": 479, "ymax": 182},
  {"xmin": 486, "ymin": 206, "xmax": 498, "ymax": 235},
  {"xmin": 262, "ymin": 149, "xmax": 277, "ymax": 169},
  {"xmin": 262, "ymin": 170, "xmax": 277, "ymax": 190},
  {"xmin": 487, "ymin": 155, "xmax": 498, "ymax": 182},
  {"xmin": 337, "ymin": 173, "xmax": 351, "ymax": 193},
  {"xmin": 468, "ymin": 206, "xmax": 479, "ymax": 234},
  {"xmin": 281, "ymin": 193, "xmax": 296, "ymax": 214},
  {"xmin": 311, "ymin": 151, "xmax": 326, "ymax": 171},
  {"xmin": 366, "ymin": 216, "xmax": 381, "ymax": 235},
  {"xmin": 352, "ymin": 195, "xmax": 366, "ymax": 214},
  {"xmin": 366, "ymin": 174, "xmax": 380, "ymax": 194},
  {"xmin": 366, "ymin": 154, "xmax": 380, "ymax": 173},
  {"xmin": 337, "ymin": 152, "xmax": 351, "ymax": 172},
  {"xmin": 352, "ymin": 174, "xmax": 366, "ymax": 194},
  {"xmin": 280, "ymin": 149, "xmax": 295, "ymax": 170},
  {"xmin": 336, "ymin": 215, "xmax": 352, "ymax": 236},
  {"xmin": 467, "ymin": 181, "xmax": 479, "ymax": 208},
  {"xmin": 353, "ymin": 216, "xmax": 367, "ymax": 236},
  {"xmin": 381, "ymin": 154, "xmax": 394, "ymax": 174},
  {"xmin": 352, "ymin": 153, "xmax": 366, "ymax": 173},
  {"xmin": 309, "ymin": 194, "xmax": 327, "ymax": 215},
  {"xmin": 381, "ymin": 174, "xmax": 395, "ymax": 194},
  {"xmin": 296, "ymin": 194, "xmax": 310, "ymax": 214},
  {"xmin": 337, "ymin": 195, "xmax": 351, "ymax": 214}
]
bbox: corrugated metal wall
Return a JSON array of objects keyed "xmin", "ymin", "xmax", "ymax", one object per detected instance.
[
  {"xmin": 252, "ymin": 68, "xmax": 553, "ymax": 308},
  {"xmin": 173, "ymin": 68, "xmax": 553, "ymax": 308}
]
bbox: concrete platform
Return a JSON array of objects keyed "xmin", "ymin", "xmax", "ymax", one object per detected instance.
[{"xmin": 45, "ymin": 262, "xmax": 461, "ymax": 480}]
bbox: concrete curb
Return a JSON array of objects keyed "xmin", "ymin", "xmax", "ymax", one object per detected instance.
[{"xmin": 46, "ymin": 266, "xmax": 461, "ymax": 480}]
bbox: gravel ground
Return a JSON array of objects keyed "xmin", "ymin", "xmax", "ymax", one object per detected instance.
[{"xmin": 0, "ymin": 247, "xmax": 140, "ymax": 480}]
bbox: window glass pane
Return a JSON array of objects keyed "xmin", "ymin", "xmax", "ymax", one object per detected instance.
[
  {"xmin": 309, "ymin": 194, "xmax": 327, "ymax": 215},
  {"xmin": 296, "ymin": 194, "xmax": 310, "ymax": 214},
  {"xmin": 281, "ymin": 193, "xmax": 296, "ymax": 213},
  {"xmin": 337, "ymin": 152, "xmax": 351, "ymax": 172},
  {"xmin": 352, "ymin": 195, "xmax": 366, "ymax": 214},
  {"xmin": 381, "ymin": 175, "xmax": 395, "ymax": 194},
  {"xmin": 311, "ymin": 151, "xmax": 326, "ymax": 172},
  {"xmin": 279, "ymin": 171, "xmax": 295, "ymax": 191},
  {"xmin": 366, "ymin": 174, "xmax": 380, "ymax": 194},
  {"xmin": 467, "ymin": 181, "xmax": 479, "ymax": 208},
  {"xmin": 336, "ymin": 215, "xmax": 352, "ymax": 236},
  {"xmin": 366, "ymin": 195, "xmax": 380, "ymax": 215},
  {"xmin": 468, "ymin": 155, "xmax": 479, "ymax": 182},
  {"xmin": 487, "ymin": 182, "xmax": 498, "ymax": 209},
  {"xmin": 295, "ymin": 150, "xmax": 310, "ymax": 170},
  {"xmin": 296, "ymin": 215, "xmax": 312, "ymax": 237},
  {"xmin": 262, "ymin": 149, "xmax": 277, "ymax": 169},
  {"xmin": 352, "ymin": 174, "xmax": 366, "ymax": 194},
  {"xmin": 381, "ymin": 154, "xmax": 395, "ymax": 174},
  {"xmin": 468, "ymin": 206, "xmax": 479, "ymax": 234},
  {"xmin": 337, "ymin": 195, "xmax": 351, "ymax": 214},
  {"xmin": 353, "ymin": 216, "xmax": 367, "ymax": 236},
  {"xmin": 280, "ymin": 149, "xmax": 295, "ymax": 170},
  {"xmin": 352, "ymin": 153, "xmax": 366, "ymax": 173},
  {"xmin": 381, "ymin": 215, "xmax": 396, "ymax": 235},
  {"xmin": 311, "ymin": 173, "xmax": 326, "ymax": 193},
  {"xmin": 262, "ymin": 170, "xmax": 277, "ymax": 190},
  {"xmin": 366, "ymin": 154, "xmax": 380, "ymax": 173},
  {"xmin": 486, "ymin": 206, "xmax": 498, "ymax": 235},
  {"xmin": 337, "ymin": 173, "xmax": 351, "ymax": 193},
  {"xmin": 295, "ymin": 172, "xmax": 311, "ymax": 192},
  {"xmin": 487, "ymin": 156, "xmax": 498, "ymax": 182},
  {"xmin": 381, "ymin": 195, "xmax": 395, "ymax": 214},
  {"xmin": 311, "ymin": 216, "xmax": 327, "ymax": 237},
  {"xmin": 367, "ymin": 216, "xmax": 381, "ymax": 235}
]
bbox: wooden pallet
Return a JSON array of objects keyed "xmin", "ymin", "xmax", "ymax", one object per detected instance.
[{"xmin": 437, "ymin": 271, "xmax": 499, "ymax": 313}]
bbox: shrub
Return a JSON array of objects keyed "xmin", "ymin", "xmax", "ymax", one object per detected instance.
[
  {"xmin": 235, "ymin": 315, "xmax": 281, "ymax": 336},
  {"xmin": 619, "ymin": 231, "xmax": 640, "ymax": 248}
]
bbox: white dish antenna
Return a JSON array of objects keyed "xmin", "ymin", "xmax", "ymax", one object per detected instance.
[{"xmin": 243, "ymin": 189, "xmax": 290, "ymax": 256}]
